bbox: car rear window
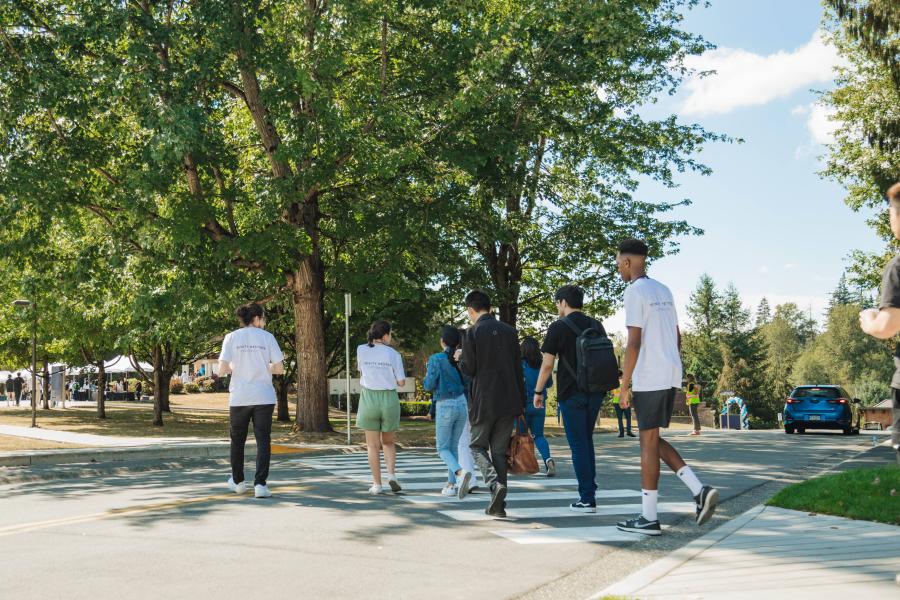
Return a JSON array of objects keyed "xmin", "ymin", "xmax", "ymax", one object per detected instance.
[{"xmin": 793, "ymin": 387, "xmax": 841, "ymax": 399}]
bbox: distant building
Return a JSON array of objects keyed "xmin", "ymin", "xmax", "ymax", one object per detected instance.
[{"xmin": 863, "ymin": 399, "xmax": 893, "ymax": 430}]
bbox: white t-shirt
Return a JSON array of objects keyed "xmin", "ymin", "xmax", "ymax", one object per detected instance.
[
  {"xmin": 357, "ymin": 343, "xmax": 405, "ymax": 391},
  {"xmin": 219, "ymin": 327, "xmax": 284, "ymax": 407},
  {"xmin": 624, "ymin": 277, "xmax": 683, "ymax": 392}
]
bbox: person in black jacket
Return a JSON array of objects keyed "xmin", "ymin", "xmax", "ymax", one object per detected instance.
[{"xmin": 457, "ymin": 290, "xmax": 525, "ymax": 518}]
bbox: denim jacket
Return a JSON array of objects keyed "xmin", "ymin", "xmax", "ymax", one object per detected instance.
[
  {"xmin": 523, "ymin": 360, "xmax": 552, "ymax": 406},
  {"xmin": 423, "ymin": 351, "xmax": 467, "ymax": 401}
]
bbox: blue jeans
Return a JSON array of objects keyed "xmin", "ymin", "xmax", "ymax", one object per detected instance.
[
  {"xmin": 559, "ymin": 392, "xmax": 605, "ymax": 504},
  {"xmin": 435, "ymin": 395, "xmax": 467, "ymax": 484},
  {"xmin": 614, "ymin": 404, "xmax": 632, "ymax": 434},
  {"xmin": 519, "ymin": 407, "xmax": 551, "ymax": 463}
]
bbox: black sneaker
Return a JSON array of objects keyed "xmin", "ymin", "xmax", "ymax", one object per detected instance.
[
  {"xmin": 617, "ymin": 433, "xmax": 624, "ymax": 438},
  {"xmin": 487, "ymin": 483, "xmax": 507, "ymax": 516},
  {"xmin": 626, "ymin": 431, "xmax": 636, "ymax": 437},
  {"xmin": 569, "ymin": 500, "xmax": 597, "ymax": 513},
  {"xmin": 694, "ymin": 485, "xmax": 719, "ymax": 526},
  {"xmin": 617, "ymin": 515, "xmax": 662, "ymax": 536}
]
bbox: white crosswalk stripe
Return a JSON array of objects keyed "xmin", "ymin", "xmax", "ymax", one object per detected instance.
[{"xmin": 293, "ymin": 452, "xmax": 695, "ymax": 545}]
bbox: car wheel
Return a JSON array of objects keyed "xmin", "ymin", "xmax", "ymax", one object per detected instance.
[
  {"xmin": 842, "ymin": 426, "xmax": 852, "ymax": 435},
  {"xmin": 797, "ymin": 428, "xmax": 805, "ymax": 434},
  {"xmin": 785, "ymin": 426, "xmax": 795, "ymax": 434}
]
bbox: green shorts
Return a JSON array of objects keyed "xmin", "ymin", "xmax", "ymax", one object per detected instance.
[{"xmin": 356, "ymin": 387, "xmax": 401, "ymax": 432}]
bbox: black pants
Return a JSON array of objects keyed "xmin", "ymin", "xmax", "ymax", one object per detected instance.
[
  {"xmin": 614, "ymin": 404, "xmax": 632, "ymax": 434},
  {"xmin": 230, "ymin": 404, "xmax": 275, "ymax": 486},
  {"xmin": 469, "ymin": 415, "xmax": 515, "ymax": 490}
]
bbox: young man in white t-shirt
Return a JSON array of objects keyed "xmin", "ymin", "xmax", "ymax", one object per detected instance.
[
  {"xmin": 218, "ymin": 303, "xmax": 285, "ymax": 499},
  {"xmin": 615, "ymin": 239, "xmax": 719, "ymax": 536}
]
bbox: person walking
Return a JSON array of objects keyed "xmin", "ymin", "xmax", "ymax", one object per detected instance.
[
  {"xmin": 614, "ymin": 238, "xmax": 719, "ymax": 536},
  {"xmin": 356, "ymin": 320, "xmax": 406, "ymax": 496},
  {"xmin": 13, "ymin": 373, "xmax": 24, "ymax": 407},
  {"xmin": 423, "ymin": 326, "xmax": 473, "ymax": 498},
  {"xmin": 458, "ymin": 290, "xmax": 525, "ymax": 518},
  {"xmin": 520, "ymin": 336, "xmax": 556, "ymax": 476},
  {"xmin": 217, "ymin": 302, "xmax": 284, "ymax": 499},
  {"xmin": 533, "ymin": 285, "xmax": 611, "ymax": 512},
  {"xmin": 4, "ymin": 375, "xmax": 13, "ymax": 407},
  {"xmin": 135, "ymin": 380, "xmax": 143, "ymax": 401},
  {"xmin": 611, "ymin": 371, "xmax": 635, "ymax": 438},
  {"xmin": 685, "ymin": 374, "xmax": 703, "ymax": 435},
  {"xmin": 859, "ymin": 182, "xmax": 900, "ymax": 467}
]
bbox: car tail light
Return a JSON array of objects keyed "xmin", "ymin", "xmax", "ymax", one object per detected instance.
[
  {"xmin": 829, "ymin": 398, "xmax": 849, "ymax": 404},
  {"xmin": 786, "ymin": 397, "xmax": 800, "ymax": 404}
]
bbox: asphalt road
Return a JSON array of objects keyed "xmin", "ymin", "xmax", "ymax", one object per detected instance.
[{"xmin": 0, "ymin": 429, "xmax": 881, "ymax": 600}]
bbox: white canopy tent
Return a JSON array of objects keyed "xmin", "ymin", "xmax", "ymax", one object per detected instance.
[{"xmin": 66, "ymin": 356, "xmax": 154, "ymax": 376}]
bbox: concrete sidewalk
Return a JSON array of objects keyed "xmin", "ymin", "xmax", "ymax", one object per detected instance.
[
  {"xmin": 0, "ymin": 423, "xmax": 207, "ymax": 447},
  {"xmin": 595, "ymin": 505, "xmax": 900, "ymax": 599}
]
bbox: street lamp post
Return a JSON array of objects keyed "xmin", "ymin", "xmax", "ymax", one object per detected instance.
[{"xmin": 13, "ymin": 299, "xmax": 37, "ymax": 428}]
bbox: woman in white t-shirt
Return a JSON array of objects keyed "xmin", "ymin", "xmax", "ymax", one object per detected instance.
[
  {"xmin": 217, "ymin": 302, "xmax": 285, "ymax": 499},
  {"xmin": 356, "ymin": 320, "xmax": 406, "ymax": 495}
]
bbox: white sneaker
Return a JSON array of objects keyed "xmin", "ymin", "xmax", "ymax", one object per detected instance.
[
  {"xmin": 227, "ymin": 477, "xmax": 247, "ymax": 495},
  {"xmin": 386, "ymin": 474, "xmax": 401, "ymax": 493},
  {"xmin": 441, "ymin": 484, "xmax": 457, "ymax": 497},
  {"xmin": 457, "ymin": 469, "xmax": 472, "ymax": 500},
  {"xmin": 254, "ymin": 484, "xmax": 272, "ymax": 498},
  {"xmin": 369, "ymin": 484, "xmax": 384, "ymax": 495}
]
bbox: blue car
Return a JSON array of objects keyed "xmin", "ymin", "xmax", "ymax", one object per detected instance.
[{"xmin": 784, "ymin": 385, "xmax": 861, "ymax": 435}]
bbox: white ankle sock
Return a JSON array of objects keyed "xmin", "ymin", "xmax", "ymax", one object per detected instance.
[
  {"xmin": 641, "ymin": 489, "xmax": 658, "ymax": 521},
  {"xmin": 677, "ymin": 466, "xmax": 703, "ymax": 496}
]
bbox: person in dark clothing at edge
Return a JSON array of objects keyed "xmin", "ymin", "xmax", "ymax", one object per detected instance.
[
  {"xmin": 457, "ymin": 289, "xmax": 525, "ymax": 518},
  {"xmin": 860, "ymin": 182, "xmax": 900, "ymax": 467},
  {"xmin": 533, "ymin": 285, "xmax": 608, "ymax": 512}
]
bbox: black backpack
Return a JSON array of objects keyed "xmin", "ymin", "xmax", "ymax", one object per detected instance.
[{"xmin": 559, "ymin": 317, "xmax": 620, "ymax": 394}]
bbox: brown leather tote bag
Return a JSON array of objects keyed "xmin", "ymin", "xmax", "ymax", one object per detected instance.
[{"xmin": 508, "ymin": 416, "xmax": 540, "ymax": 475}]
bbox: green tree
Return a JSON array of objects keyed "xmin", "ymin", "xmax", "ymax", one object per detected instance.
[
  {"xmin": 758, "ymin": 303, "xmax": 817, "ymax": 413},
  {"xmin": 755, "ymin": 297, "xmax": 772, "ymax": 327},
  {"xmin": 430, "ymin": 0, "xmax": 723, "ymax": 327},
  {"xmin": 682, "ymin": 274, "xmax": 723, "ymax": 385}
]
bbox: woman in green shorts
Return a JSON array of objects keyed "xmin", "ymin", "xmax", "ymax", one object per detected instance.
[{"xmin": 357, "ymin": 320, "xmax": 407, "ymax": 495}]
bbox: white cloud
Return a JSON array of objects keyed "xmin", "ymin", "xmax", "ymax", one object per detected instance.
[
  {"xmin": 806, "ymin": 102, "xmax": 838, "ymax": 145},
  {"xmin": 680, "ymin": 30, "xmax": 840, "ymax": 116},
  {"xmin": 790, "ymin": 104, "xmax": 809, "ymax": 116},
  {"xmin": 757, "ymin": 266, "xmax": 770, "ymax": 274},
  {"xmin": 783, "ymin": 263, "xmax": 800, "ymax": 270}
]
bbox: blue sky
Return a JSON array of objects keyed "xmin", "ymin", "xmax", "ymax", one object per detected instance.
[{"xmin": 603, "ymin": 0, "xmax": 883, "ymax": 336}]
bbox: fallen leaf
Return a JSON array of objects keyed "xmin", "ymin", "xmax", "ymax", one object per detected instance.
[
  {"xmin": 873, "ymin": 476, "xmax": 881, "ymax": 485},
  {"xmin": 891, "ymin": 489, "xmax": 897, "ymax": 497}
]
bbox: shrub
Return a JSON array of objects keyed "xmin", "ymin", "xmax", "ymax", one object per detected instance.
[
  {"xmin": 184, "ymin": 382, "xmax": 200, "ymax": 394},
  {"xmin": 169, "ymin": 376, "xmax": 184, "ymax": 394},
  {"xmin": 400, "ymin": 401, "xmax": 431, "ymax": 417},
  {"xmin": 195, "ymin": 375, "xmax": 218, "ymax": 393}
]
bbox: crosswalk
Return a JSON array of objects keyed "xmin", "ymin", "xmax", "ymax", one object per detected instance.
[{"xmin": 292, "ymin": 451, "xmax": 691, "ymax": 545}]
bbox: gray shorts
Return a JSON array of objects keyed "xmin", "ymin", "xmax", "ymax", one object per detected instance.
[{"xmin": 632, "ymin": 388, "xmax": 677, "ymax": 430}]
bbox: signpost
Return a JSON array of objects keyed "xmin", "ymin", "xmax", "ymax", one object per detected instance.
[{"xmin": 345, "ymin": 293, "xmax": 352, "ymax": 445}]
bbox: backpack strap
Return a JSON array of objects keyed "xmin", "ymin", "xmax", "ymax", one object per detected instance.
[{"xmin": 558, "ymin": 316, "xmax": 584, "ymax": 380}]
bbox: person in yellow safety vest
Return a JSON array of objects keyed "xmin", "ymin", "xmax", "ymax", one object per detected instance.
[
  {"xmin": 685, "ymin": 374, "xmax": 702, "ymax": 435},
  {"xmin": 611, "ymin": 370, "xmax": 635, "ymax": 438}
]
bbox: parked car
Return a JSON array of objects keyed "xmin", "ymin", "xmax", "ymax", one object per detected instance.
[{"xmin": 783, "ymin": 385, "xmax": 861, "ymax": 435}]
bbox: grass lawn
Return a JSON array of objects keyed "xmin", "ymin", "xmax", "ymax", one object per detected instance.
[
  {"xmin": 0, "ymin": 434, "xmax": 86, "ymax": 452},
  {"xmin": 767, "ymin": 466, "xmax": 900, "ymax": 525}
]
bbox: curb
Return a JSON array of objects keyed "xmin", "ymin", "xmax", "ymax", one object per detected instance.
[{"xmin": 589, "ymin": 504, "xmax": 767, "ymax": 598}]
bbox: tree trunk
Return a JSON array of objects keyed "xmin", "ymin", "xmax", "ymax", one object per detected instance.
[
  {"xmin": 41, "ymin": 357, "xmax": 50, "ymax": 409},
  {"xmin": 289, "ymin": 254, "xmax": 331, "ymax": 432},
  {"xmin": 275, "ymin": 375, "xmax": 291, "ymax": 422},
  {"xmin": 96, "ymin": 364, "xmax": 107, "ymax": 419},
  {"xmin": 152, "ymin": 345, "xmax": 164, "ymax": 427},
  {"xmin": 160, "ymin": 376, "xmax": 171, "ymax": 412}
]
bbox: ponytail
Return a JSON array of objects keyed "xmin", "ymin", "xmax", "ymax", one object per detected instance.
[{"xmin": 367, "ymin": 320, "xmax": 392, "ymax": 347}]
